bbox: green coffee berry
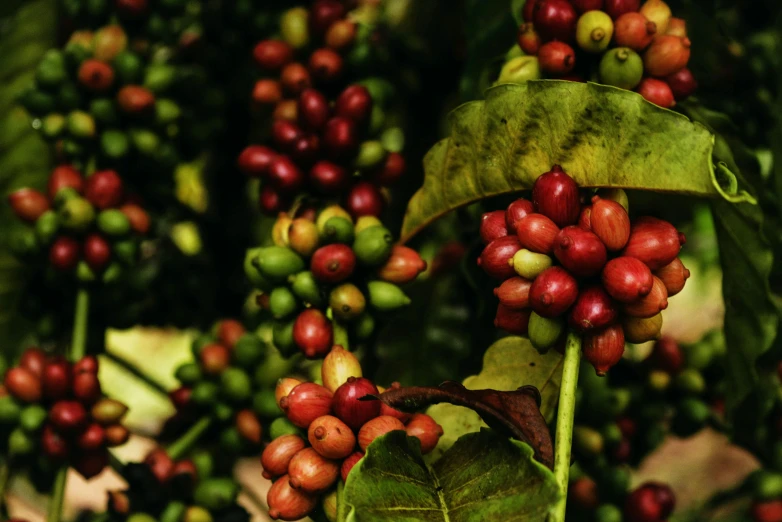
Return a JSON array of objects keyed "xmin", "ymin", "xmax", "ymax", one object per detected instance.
[
  {"xmin": 291, "ymin": 271, "xmax": 325, "ymax": 306},
  {"xmin": 599, "ymin": 47, "xmax": 643, "ymax": 90},
  {"xmin": 191, "ymin": 381, "xmax": 220, "ymax": 406},
  {"xmin": 175, "ymin": 363, "xmax": 202, "ymax": 385},
  {"xmin": 528, "ymin": 312, "xmax": 564, "ymax": 353},
  {"xmin": 253, "ymin": 246, "xmax": 305, "ymax": 280},
  {"xmin": 233, "ymin": 334, "xmax": 265, "ymax": 368},
  {"xmin": 20, "ymin": 404, "xmax": 48, "ymax": 433},
  {"xmin": 194, "ymin": 477, "xmax": 240, "ymax": 511},
  {"xmin": 0, "ymin": 395, "xmax": 22, "ymax": 424},
  {"xmin": 252, "ymin": 389, "xmax": 282, "ymax": 418},
  {"xmin": 321, "ymin": 216, "xmax": 355, "ymax": 244},
  {"xmin": 367, "ymin": 281, "xmax": 411, "ymax": 311},
  {"xmin": 35, "ymin": 210, "xmax": 60, "ymax": 244},
  {"xmin": 353, "ymin": 226, "xmax": 394, "ymax": 266},
  {"xmin": 101, "ymin": 129, "xmax": 130, "ymax": 159},
  {"xmin": 269, "ymin": 286, "xmax": 299, "ymax": 319},
  {"xmin": 272, "ymin": 320, "xmax": 296, "ymax": 356},
  {"xmin": 97, "ymin": 209, "xmax": 131, "ymax": 236},
  {"xmin": 269, "ymin": 416, "xmax": 303, "ymax": 439},
  {"xmin": 60, "ymin": 197, "xmax": 95, "ymax": 231},
  {"xmin": 330, "ymin": 283, "xmax": 367, "ymax": 321}
]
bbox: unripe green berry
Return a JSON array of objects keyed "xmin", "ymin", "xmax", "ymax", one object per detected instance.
[
  {"xmin": 510, "ymin": 249, "xmax": 552, "ymax": 279},
  {"xmin": 269, "ymin": 416, "xmax": 303, "ymax": 439},
  {"xmin": 35, "ymin": 210, "xmax": 60, "ymax": 244},
  {"xmin": 253, "ymin": 346, "xmax": 298, "ymax": 387},
  {"xmin": 9, "ymin": 427, "xmax": 34, "ymax": 455},
  {"xmin": 674, "ymin": 368, "xmax": 706, "ymax": 395},
  {"xmin": 528, "ymin": 312, "xmax": 564, "ymax": 353},
  {"xmin": 599, "ymin": 47, "xmax": 643, "ymax": 90},
  {"xmin": 233, "ymin": 333, "xmax": 265, "ymax": 368},
  {"xmin": 252, "ymin": 388, "xmax": 282, "ymax": 418},
  {"xmin": 253, "ymin": 246, "xmax": 305, "ymax": 280},
  {"xmin": 291, "ymin": 271, "xmax": 325, "ymax": 306},
  {"xmin": 191, "ymin": 381, "xmax": 220, "ymax": 406},
  {"xmin": 316, "ymin": 206, "xmax": 352, "ymax": 233},
  {"xmin": 220, "ymin": 367, "xmax": 252, "ymax": 402},
  {"xmin": 20, "ymin": 404, "xmax": 48, "ymax": 432},
  {"xmin": 101, "ymin": 129, "xmax": 130, "ymax": 158},
  {"xmin": 353, "ymin": 312, "xmax": 375, "ymax": 340},
  {"xmin": 576, "ymin": 11, "xmax": 614, "ymax": 53},
  {"xmin": 160, "ymin": 502, "xmax": 186, "ymax": 522},
  {"xmin": 594, "ymin": 504, "xmax": 623, "ymax": 522},
  {"xmin": 76, "ymin": 260, "xmax": 97, "ymax": 282},
  {"xmin": 175, "ymin": 362, "xmax": 202, "ymax": 385},
  {"xmin": 213, "ymin": 401, "xmax": 234, "ymax": 422},
  {"xmin": 322, "ymin": 216, "xmax": 355, "ymax": 244},
  {"xmin": 67, "ymin": 110, "xmax": 96, "ymax": 138},
  {"xmin": 269, "ymin": 286, "xmax": 299, "ymax": 319},
  {"xmin": 191, "ymin": 449, "xmax": 214, "ymax": 479},
  {"xmin": 497, "ymin": 56, "xmax": 541, "ymax": 84},
  {"xmin": 354, "ymin": 141, "xmax": 387, "ymax": 170},
  {"xmin": 60, "ymin": 197, "xmax": 95, "ymax": 231},
  {"xmin": 194, "ymin": 477, "xmax": 239, "ymax": 511},
  {"xmin": 281, "ymin": 7, "xmax": 310, "ymax": 48},
  {"xmin": 353, "ymin": 226, "xmax": 394, "ymax": 266},
  {"xmin": 573, "ymin": 425, "xmax": 604, "ymax": 456},
  {"xmin": 751, "ymin": 470, "xmax": 782, "ymax": 500},
  {"xmin": 97, "ymin": 209, "xmax": 131, "ymax": 236},
  {"xmin": 330, "ymin": 283, "xmax": 367, "ymax": 321},
  {"xmin": 245, "ymin": 247, "xmax": 274, "ymax": 291},
  {"xmin": 272, "ymin": 320, "xmax": 296, "ymax": 356},
  {"xmin": 0, "ymin": 395, "xmax": 21, "ymax": 424},
  {"xmin": 367, "ymin": 281, "xmax": 411, "ymax": 311},
  {"xmin": 41, "ymin": 113, "xmax": 66, "ymax": 139}
]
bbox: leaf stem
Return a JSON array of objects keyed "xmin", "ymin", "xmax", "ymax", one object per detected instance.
[
  {"xmin": 46, "ymin": 467, "xmax": 68, "ymax": 522},
  {"xmin": 337, "ymin": 479, "xmax": 348, "ymax": 522},
  {"xmin": 166, "ymin": 417, "xmax": 212, "ymax": 460},
  {"xmin": 71, "ymin": 287, "xmax": 90, "ymax": 361},
  {"xmin": 551, "ymin": 332, "xmax": 582, "ymax": 522},
  {"xmin": 333, "ymin": 318, "xmax": 349, "ymax": 350}
]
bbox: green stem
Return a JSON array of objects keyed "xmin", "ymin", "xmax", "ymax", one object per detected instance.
[
  {"xmin": 46, "ymin": 467, "xmax": 68, "ymax": 522},
  {"xmin": 71, "ymin": 288, "xmax": 90, "ymax": 361},
  {"xmin": 166, "ymin": 417, "xmax": 212, "ymax": 460},
  {"xmin": 333, "ymin": 318, "xmax": 349, "ymax": 350},
  {"xmin": 337, "ymin": 479, "xmax": 348, "ymax": 522},
  {"xmin": 551, "ymin": 332, "xmax": 582, "ymax": 522},
  {"xmin": 45, "ymin": 288, "xmax": 91, "ymax": 522}
]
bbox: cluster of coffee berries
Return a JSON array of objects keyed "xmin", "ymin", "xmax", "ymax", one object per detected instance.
[
  {"xmin": 569, "ymin": 475, "xmax": 676, "ymax": 522},
  {"xmin": 21, "ymin": 19, "xmax": 221, "ymax": 173},
  {"xmin": 8, "ymin": 166, "xmax": 149, "ymax": 282},
  {"xmin": 1, "ymin": 348, "xmax": 129, "ymax": 479},
  {"xmin": 103, "ymin": 447, "xmax": 250, "ymax": 522},
  {"xmin": 566, "ymin": 332, "xmax": 728, "ymax": 520},
  {"xmin": 245, "ymin": 205, "xmax": 426, "ymax": 358},
  {"xmin": 171, "ymin": 320, "xmax": 270, "ymax": 455},
  {"xmin": 239, "ymin": 0, "xmax": 406, "ymax": 214},
  {"xmin": 479, "ymin": 165, "xmax": 688, "ymax": 375},
  {"xmin": 263, "ymin": 345, "xmax": 443, "ymax": 520},
  {"xmin": 514, "ymin": 0, "xmax": 697, "ymax": 107}
]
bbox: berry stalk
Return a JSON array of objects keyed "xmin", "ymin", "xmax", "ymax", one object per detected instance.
[
  {"xmin": 552, "ymin": 331, "xmax": 582, "ymax": 522},
  {"xmin": 166, "ymin": 416, "xmax": 212, "ymax": 461}
]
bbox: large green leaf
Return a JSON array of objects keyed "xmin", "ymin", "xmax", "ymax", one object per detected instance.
[
  {"xmin": 0, "ymin": 0, "xmax": 55, "ymax": 355},
  {"xmin": 679, "ymin": 103, "xmax": 782, "ymax": 445},
  {"xmin": 401, "ymin": 81, "xmax": 754, "ymax": 242},
  {"xmin": 427, "ymin": 336, "xmax": 562, "ymax": 460},
  {"xmin": 342, "ymin": 429, "xmax": 558, "ymax": 522}
]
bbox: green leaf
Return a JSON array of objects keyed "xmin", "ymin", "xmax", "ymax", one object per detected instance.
[
  {"xmin": 511, "ymin": 0, "xmax": 527, "ymax": 24},
  {"xmin": 0, "ymin": 0, "xmax": 55, "ymax": 356},
  {"xmin": 679, "ymin": 102, "xmax": 782, "ymax": 443},
  {"xmin": 427, "ymin": 336, "xmax": 562, "ymax": 460},
  {"xmin": 343, "ymin": 429, "xmax": 559, "ymax": 522},
  {"xmin": 401, "ymin": 81, "xmax": 754, "ymax": 242}
]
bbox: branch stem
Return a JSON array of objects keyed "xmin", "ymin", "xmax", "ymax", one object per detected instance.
[
  {"xmin": 46, "ymin": 467, "xmax": 68, "ymax": 522},
  {"xmin": 71, "ymin": 288, "xmax": 90, "ymax": 360},
  {"xmin": 166, "ymin": 417, "xmax": 212, "ymax": 460},
  {"xmin": 551, "ymin": 332, "xmax": 582, "ymax": 522}
]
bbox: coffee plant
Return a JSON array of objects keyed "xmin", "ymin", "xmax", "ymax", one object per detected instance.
[{"xmin": 0, "ymin": 0, "xmax": 780, "ymax": 521}]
